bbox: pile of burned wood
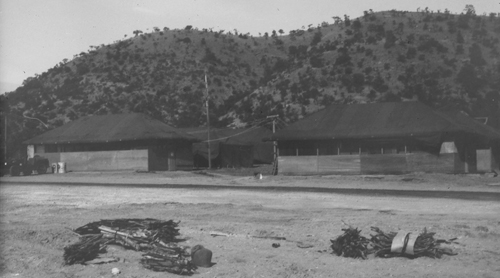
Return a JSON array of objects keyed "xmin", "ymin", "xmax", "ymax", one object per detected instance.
[
  {"xmin": 64, "ymin": 218, "xmax": 196, "ymax": 275},
  {"xmin": 370, "ymin": 227, "xmax": 457, "ymax": 259},
  {"xmin": 330, "ymin": 227, "xmax": 371, "ymax": 259},
  {"xmin": 330, "ymin": 226, "xmax": 457, "ymax": 259}
]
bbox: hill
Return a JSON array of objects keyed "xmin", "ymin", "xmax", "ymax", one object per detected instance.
[{"xmin": 2, "ymin": 7, "xmax": 500, "ymax": 158}]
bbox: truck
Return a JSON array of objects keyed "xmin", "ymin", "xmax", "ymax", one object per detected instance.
[{"xmin": 7, "ymin": 155, "xmax": 50, "ymax": 176}]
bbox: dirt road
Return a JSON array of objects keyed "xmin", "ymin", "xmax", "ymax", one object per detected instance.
[{"xmin": 1, "ymin": 172, "xmax": 500, "ymax": 277}]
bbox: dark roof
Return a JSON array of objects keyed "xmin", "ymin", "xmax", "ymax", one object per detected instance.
[
  {"xmin": 179, "ymin": 126, "xmax": 273, "ymax": 145},
  {"xmin": 23, "ymin": 113, "xmax": 198, "ymax": 144},
  {"xmin": 435, "ymin": 108, "xmax": 500, "ymax": 141},
  {"xmin": 268, "ymin": 102, "xmax": 500, "ymax": 142}
]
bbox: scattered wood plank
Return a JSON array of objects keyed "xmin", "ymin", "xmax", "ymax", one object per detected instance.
[
  {"xmin": 252, "ymin": 236, "xmax": 287, "ymax": 240},
  {"xmin": 84, "ymin": 257, "xmax": 119, "ymax": 265}
]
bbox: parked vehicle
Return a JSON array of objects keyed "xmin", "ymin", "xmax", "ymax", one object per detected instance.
[{"xmin": 7, "ymin": 155, "xmax": 50, "ymax": 176}]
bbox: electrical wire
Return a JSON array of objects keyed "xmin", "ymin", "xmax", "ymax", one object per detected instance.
[
  {"xmin": 199, "ymin": 125, "xmax": 263, "ymax": 143},
  {"xmin": 195, "ymin": 116, "xmax": 279, "ymax": 143}
]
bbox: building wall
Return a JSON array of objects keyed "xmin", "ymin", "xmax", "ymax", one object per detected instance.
[
  {"xmin": 40, "ymin": 153, "xmax": 61, "ymax": 169},
  {"xmin": 476, "ymin": 148, "xmax": 500, "ymax": 173},
  {"xmin": 148, "ymin": 147, "xmax": 169, "ymax": 171},
  {"xmin": 278, "ymin": 152, "xmax": 461, "ymax": 175},
  {"xmin": 494, "ymin": 146, "xmax": 500, "ymax": 172},
  {"xmin": 360, "ymin": 154, "xmax": 408, "ymax": 174},
  {"xmin": 35, "ymin": 149, "xmax": 148, "ymax": 172},
  {"xmin": 35, "ymin": 145, "xmax": 194, "ymax": 172},
  {"xmin": 176, "ymin": 146, "xmax": 194, "ymax": 170},
  {"xmin": 276, "ymin": 139, "xmax": 483, "ymax": 175},
  {"xmin": 148, "ymin": 143, "xmax": 195, "ymax": 171},
  {"xmin": 278, "ymin": 155, "xmax": 362, "ymax": 175},
  {"xmin": 278, "ymin": 155, "xmax": 319, "ymax": 175},
  {"xmin": 406, "ymin": 152, "xmax": 457, "ymax": 173},
  {"xmin": 317, "ymin": 155, "xmax": 361, "ymax": 174}
]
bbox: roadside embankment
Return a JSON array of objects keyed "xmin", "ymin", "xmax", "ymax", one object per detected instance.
[{"xmin": 1, "ymin": 170, "xmax": 499, "ymax": 194}]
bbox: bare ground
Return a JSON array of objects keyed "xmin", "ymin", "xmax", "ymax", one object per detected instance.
[{"xmin": 1, "ymin": 170, "xmax": 500, "ymax": 278}]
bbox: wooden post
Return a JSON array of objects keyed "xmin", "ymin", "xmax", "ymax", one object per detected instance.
[
  {"xmin": 490, "ymin": 147, "xmax": 493, "ymax": 172},
  {"xmin": 273, "ymin": 119, "xmax": 277, "ymax": 159},
  {"xmin": 464, "ymin": 147, "xmax": 469, "ymax": 173}
]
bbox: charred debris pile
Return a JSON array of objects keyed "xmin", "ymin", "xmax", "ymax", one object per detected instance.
[
  {"xmin": 64, "ymin": 218, "xmax": 199, "ymax": 275},
  {"xmin": 330, "ymin": 226, "xmax": 457, "ymax": 259}
]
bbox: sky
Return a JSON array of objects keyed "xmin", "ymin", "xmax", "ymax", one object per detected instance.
[{"xmin": 0, "ymin": 0, "xmax": 497, "ymax": 94}]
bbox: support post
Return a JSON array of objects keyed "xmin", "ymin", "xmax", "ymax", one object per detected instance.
[
  {"xmin": 267, "ymin": 115, "xmax": 279, "ymax": 175},
  {"xmin": 205, "ymin": 70, "xmax": 211, "ymax": 169},
  {"xmin": 266, "ymin": 115, "xmax": 278, "ymax": 159}
]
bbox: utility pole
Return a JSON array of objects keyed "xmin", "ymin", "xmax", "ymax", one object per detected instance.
[
  {"xmin": 4, "ymin": 115, "xmax": 7, "ymax": 164},
  {"xmin": 267, "ymin": 115, "xmax": 278, "ymax": 175},
  {"xmin": 204, "ymin": 69, "xmax": 211, "ymax": 169}
]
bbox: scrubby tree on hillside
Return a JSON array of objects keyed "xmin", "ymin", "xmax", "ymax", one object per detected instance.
[
  {"xmin": 344, "ymin": 15, "xmax": 351, "ymax": 26},
  {"xmin": 352, "ymin": 19, "xmax": 362, "ymax": 30},
  {"xmin": 469, "ymin": 43, "xmax": 486, "ymax": 66},
  {"xmin": 456, "ymin": 31, "xmax": 464, "ymax": 43},
  {"xmin": 464, "ymin": 4, "xmax": 476, "ymax": 16},
  {"xmin": 384, "ymin": 31, "xmax": 397, "ymax": 48},
  {"xmin": 311, "ymin": 31, "xmax": 322, "ymax": 46},
  {"xmin": 457, "ymin": 63, "xmax": 483, "ymax": 96},
  {"xmin": 4, "ymin": 8, "xmax": 500, "ymax": 153}
]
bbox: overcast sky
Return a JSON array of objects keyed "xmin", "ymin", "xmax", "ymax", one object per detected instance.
[{"xmin": 0, "ymin": 0, "xmax": 497, "ymax": 94}]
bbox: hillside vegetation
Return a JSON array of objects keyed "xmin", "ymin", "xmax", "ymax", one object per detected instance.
[{"xmin": 2, "ymin": 7, "xmax": 500, "ymax": 157}]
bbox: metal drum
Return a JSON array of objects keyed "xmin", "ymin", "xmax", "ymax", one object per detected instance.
[{"xmin": 58, "ymin": 162, "xmax": 66, "ymax": 174}]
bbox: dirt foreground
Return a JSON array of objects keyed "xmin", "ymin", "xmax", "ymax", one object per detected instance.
[{"xmin": 1, "ymin": 170, "xmax": 500, "ymax": 278}]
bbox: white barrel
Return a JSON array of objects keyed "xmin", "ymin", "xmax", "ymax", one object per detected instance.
[
  {"xmin": 51, "ymin": 163, "xmax": 59, "ymax": 174},
  {"xmin": 58, "ymin": 162, "xmax": 66, "ymax": 174}
]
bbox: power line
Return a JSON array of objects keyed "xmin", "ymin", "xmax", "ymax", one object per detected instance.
[
  {"xmin": 246, "ymin": 117, "xmax": 271, "ymax": 127},
  {"xmin": 4, "ymin": 113, "xmax": 49, "ymax": 128},
  {"xmin": 199, "ymin": 125, "xmax": 262, "ymax": 143},
  {"xmin": 276, "ymin": 118, "xmax": 289, "ymax": 127},
  {"xmin": 195, "ymin": 116, "xmax": 278, "ymax": 143},
  {"xmin": 187, "ymin": 115, "xmax": 282, "ymax": 144}
]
